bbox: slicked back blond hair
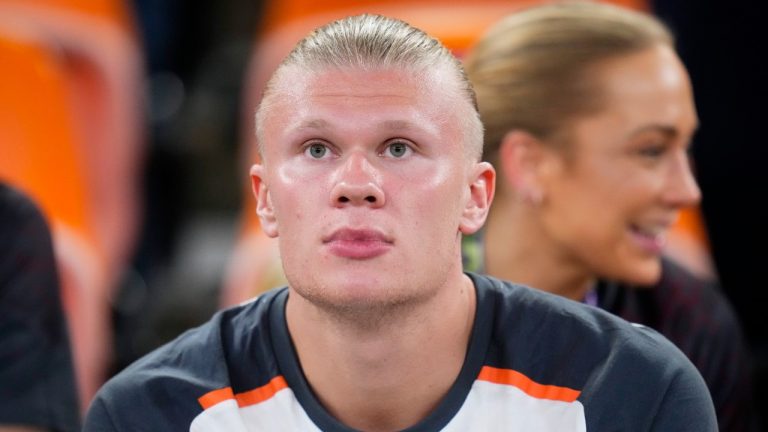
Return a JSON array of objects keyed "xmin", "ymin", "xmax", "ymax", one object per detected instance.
[
  {"xmin": 464, "ymin": 1, "xmax": 673, "ymax": 164},
  {"xmin": 256, "ymin": 14, "xmax": 484, "ymax": 161}
]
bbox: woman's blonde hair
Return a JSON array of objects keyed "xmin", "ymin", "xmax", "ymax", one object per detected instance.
[{"xmin": 464, "ymin": 1, "xmax": 673, "ymax": 164}]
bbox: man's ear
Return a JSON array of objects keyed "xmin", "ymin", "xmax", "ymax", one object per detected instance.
[
  {"xmin": 250, "ymin": 164, "xmax": 278, "ymax": 238},
  {"xmin": 497, "ymin": 130, "xmax": 550, "ymax": 205},
  {"xmin": 459, "ymin": 161, "xmax": 496, "ymax": 235}
]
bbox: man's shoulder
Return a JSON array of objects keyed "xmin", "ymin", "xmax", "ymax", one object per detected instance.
[
  {"xmin": 472, "ymin": 271, "xmax": 650, "ymax": 336},
  {"xmin": 107, "ymin": 287, "xmax": 286, "ymax": 386},
  {"xmin": 471, "ymin": 272, "xmax": 698, "ymax": 380},
  {"xmin": 471, "ymin": 272, "xmax": 716, "ymax": 430},
  {"xmin": 84, "ymin": 288, "xmax": 287, "ymax": 430}
]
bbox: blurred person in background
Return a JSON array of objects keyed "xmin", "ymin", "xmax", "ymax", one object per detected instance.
[
  {"xmin": 463, "ymin": 2, "xmax": 756, "ymax": 430},
  {"xmin": 109, "ymin": 0, "xmax": 266, "ymax": 373},
  {"xmin": 0, "ymin": 182, "xmax": 80, "ymax": 432}
]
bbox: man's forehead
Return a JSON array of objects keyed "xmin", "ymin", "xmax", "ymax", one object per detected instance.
[
  {"xmin": 262, "ymin": 65, "xmax": 455, "ymax": 127},
  {"xmin": 276, "ymin": 65, "xmax": 470, "ymax": 118},
  {"xmin": 271, "ymin": 64, "xmax": 433, "ymax": 98}
]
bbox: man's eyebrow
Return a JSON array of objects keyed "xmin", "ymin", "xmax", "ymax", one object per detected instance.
[
  {"xmin": 295, "ymin": 119, "xmax": 420, "ymax": 132},
  {"xmin": 380, "ymin": 120, "xmax": 415, "ymax": 130},
  {"xmin": 297, "ymin": 119, "xmax": 330, "ymax": 130}
]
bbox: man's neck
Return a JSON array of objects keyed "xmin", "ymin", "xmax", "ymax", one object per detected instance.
[
  {"xmin": 285, "ymin": 273, "xmax": 476, "ymax": 432},
  {"xmin": 484, "ymin": 200, "xmax": 595, "ymax": 301}
]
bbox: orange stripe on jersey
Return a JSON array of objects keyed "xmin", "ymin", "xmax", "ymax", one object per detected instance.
[
  {"xmin": 235, "ymin": 376, "xmax": 289, "ymax": 407},
  {"xmin": 198, "ymin": 376, "xmax": 289, "ymax": 410},
  {"xmin": 478, "ymin": 366, "xmax": 581, "ymax": 403},
  {"xmin": 198, "ymin": 387, "xmax": 235, "ymax": 410}
]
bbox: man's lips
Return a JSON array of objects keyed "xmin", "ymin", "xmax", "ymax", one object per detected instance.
[{"xmin": 323, "ymin": 228, "xmax": 394, "ymax": 259}]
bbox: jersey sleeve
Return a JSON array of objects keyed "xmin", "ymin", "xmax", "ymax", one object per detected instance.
[
  {"xmin": 83, "ymin": 396, "xmax": 120, "ymax": 432},
  {"xmin": 650, "ymin": 361, "xmax": 718, "ymax": 431}
]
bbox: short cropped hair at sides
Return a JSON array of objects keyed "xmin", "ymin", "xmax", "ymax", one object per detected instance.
[
  {"xmin": 255, "ymin": 14, "xmax": 485, "ymax": 161},
  {"xmin": 464, "ymin": 1, "xmax": 674, "ymax": 165}
]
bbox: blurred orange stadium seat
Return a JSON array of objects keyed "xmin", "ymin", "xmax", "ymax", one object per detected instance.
[
  {"xmin": 665, "ymin": 206, "xmax": 715, "ymax": 280},
  {"xmin": 0, "ymin": 0, "xmax": 145, "ymax": 282}
]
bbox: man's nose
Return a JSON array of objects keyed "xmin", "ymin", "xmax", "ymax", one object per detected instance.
[{"xmin": 329, "ymin": 152, "xmax": 385, "ymax": 208}]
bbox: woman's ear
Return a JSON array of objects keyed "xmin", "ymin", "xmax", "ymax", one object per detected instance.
[
  {"xmin": 250, "ymin": 164, "xmax": 279, "ymax": 237},
  {"xmin": 459, "ymin": 161, "xmax": 496, "ymax": 235},
  {"xmin": 497, "ymin": 130, "xmax": 550, "ymax": 205}
]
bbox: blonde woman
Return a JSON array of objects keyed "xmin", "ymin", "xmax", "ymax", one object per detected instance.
[{"xmin": 464, "ymin": 3, "xmax": 755, "ymax": 430}]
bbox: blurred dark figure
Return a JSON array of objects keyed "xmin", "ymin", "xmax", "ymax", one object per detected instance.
[
  {"xmin": 0, "ymin": 183, "xmax": 80, "ymax": 431},
  {"xmin": 110, "ymin": 0, "xmax": 265, "ymax": 373},
  {"xmin": 653, "ymin": 0, "xmax": 768, "ymax": 429}
]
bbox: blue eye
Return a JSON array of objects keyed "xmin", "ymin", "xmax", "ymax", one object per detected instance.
[
  {"xmin": 386, "ymin": 142, "xmax": 410, "ymax": 158},
  {"xmin": 307, "ymin": 143, "xmax": 328, "ymax": 159}
]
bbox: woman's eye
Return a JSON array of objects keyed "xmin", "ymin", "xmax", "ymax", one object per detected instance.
[
  {"xmin": 306, "ymin": 143, "xmax": 329, "ymax": 159},
  {"xmin": 386, "ymin": 142, "xmax": 410, "ymax": 158},
  {"xmin": 638, "ymin": 144, "xmax": 666, "ymax": 159}
]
